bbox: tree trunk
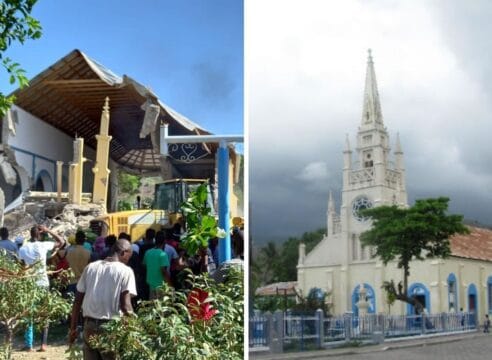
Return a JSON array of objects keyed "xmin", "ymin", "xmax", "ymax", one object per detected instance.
[{"xmin": 3, "ymin": 327, "xmax": 13, "ymax": 360}]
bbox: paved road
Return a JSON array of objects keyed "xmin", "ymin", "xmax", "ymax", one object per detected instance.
[
  {"xmin": 317, "ymin": 336, "xmax": 492, "ymax": 360},
  {"xmin": 251, "ymin": 333, "xmax": 492, "ymax": 360}
]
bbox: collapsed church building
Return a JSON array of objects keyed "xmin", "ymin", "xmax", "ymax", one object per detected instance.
[{"xmin": 0, "ymin": 49, "xmax": 240, "ymax": 239}]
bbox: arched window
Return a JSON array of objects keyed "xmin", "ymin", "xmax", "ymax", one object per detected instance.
[
  {"xmin": 351, "ymin": 283, "xmax": 376, "ymax": 316},
  {"xmin": 407, "ymin": 283, "xmax": 430, "ymax": 315},
  {"xmin": 34, "ymin": 170, "xmax": 53, "ymax": 192},
  {"xmin": 447, "ymin": 273, "xmax": 458, "ymax": 312}
]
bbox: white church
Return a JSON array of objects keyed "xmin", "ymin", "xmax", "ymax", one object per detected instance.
[{"xmin": 297, "ymin": 51, "xmax": 492, "ymax": 319}]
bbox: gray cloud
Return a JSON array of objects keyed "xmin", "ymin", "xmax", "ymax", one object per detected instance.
[
  {"xmin": 249, "ymin": 0, "xmax": 492, "ymax": 245},
  {"xmin": 192, "ymin": 62, "xmax": 235, "ymax": 107}
]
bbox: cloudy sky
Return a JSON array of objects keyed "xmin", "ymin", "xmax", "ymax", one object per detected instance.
[{"xmin": 248, "ymin": 0, "xmax": 492, "ymax": 245}]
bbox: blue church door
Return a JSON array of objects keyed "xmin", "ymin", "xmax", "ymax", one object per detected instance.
[{"xmin": 468, "ymin": 284, "xmax": 477, "ymax": 326}]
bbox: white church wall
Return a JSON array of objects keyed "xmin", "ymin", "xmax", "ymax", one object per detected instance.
[
  {"xmin": 298, "ymin": 52, "xmax": 492, "ymax": 322},
  {"xmin": 8, "ymin": 105, "xmax": 96, "ymax": 192}
]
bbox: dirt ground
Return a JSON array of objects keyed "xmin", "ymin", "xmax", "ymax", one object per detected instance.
[
  {"xmin": 6, "ymin": 324, "xmax": 77, "ymax": 360},
  {"xmin": 10, "ymin": 343, "xmax": 69, "ymax": 360}
]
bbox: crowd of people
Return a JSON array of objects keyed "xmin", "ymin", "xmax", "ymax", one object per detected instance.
[{"xmin": 0, "ymin": 222, "xmax": 244, "ymax": 358}]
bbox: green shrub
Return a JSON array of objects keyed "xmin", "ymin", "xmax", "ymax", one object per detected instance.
[
  {"xmin": 92, "ymin": 269, "xmax": 244, "ymax": 359},
  {"xmin": 0, "ymin": 251, "xmax": 71, "ymax": 359}
]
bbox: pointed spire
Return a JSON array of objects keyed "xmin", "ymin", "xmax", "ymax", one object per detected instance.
[
  {"xmin": 328, "ymin": 190, "xmax": 335, "ymax": 212},
  {"xmin": 344, "ymin": 134, "xmax": 351, "ymax": 152},
  {"xmin": 361, "ymin": 49, "xmax": 383, "ymax": 126},
  {"xmin": 395, "ymin": 132, "xmax": 403, "ymax": 154}
]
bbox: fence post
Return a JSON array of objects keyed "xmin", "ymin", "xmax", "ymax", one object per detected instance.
[
  {"xmin": 421, "ymin": 313, "xmax": 426, "ymax": 335},
  {"xmin": 264, "ymin": 312, "xmax": 272, "ymax": 349},
  {"xmin": 442, "ymin": 312, "xmax": 447, "ymax": 332},
  {"xmin": 381, "ymin": 314, "xmax": 386, "ymax": 338},
  {"xmin": 271, "ymin": 310, "xmax": 284, "ymax": 354},
  {"xmin": 300, "ymin": 314, "xmax": 304, "ymax": 351},
  {"xmin": 316, "ymin": 309, "xmax": 324, "ymax": 349},
  {"xmin": 344, "ymin": 312, "xmax": 353, "ymax": 342}
]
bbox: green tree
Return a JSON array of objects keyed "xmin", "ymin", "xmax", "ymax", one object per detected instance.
[
  {"xmin": 117, "ymin": 170, "xmax": 141, "ymax": 195},
  {"xmin": 181, "ymin": 183, "xmax": 225, "ymax": 256},
  {"xmin": 0, "ymin": 0, "xmax": 42, "ymax": 118},
  {"xmin": 251, "ymin": 228, "xmax": 326, "ymax": 296},
  {"xmin": 276, "ymin": 229, "xmax": 325, "ymax": 281},
  {"xmin": 360, "ymin": 197, "xmax": 469, "ymax": 313},
  {"xmin": 292, "ymin": 287, "xmax": 331, "ymax": 315},
  {"xmin": 0, "ymin": 253, "xmax": 71, "ymax": 359}
]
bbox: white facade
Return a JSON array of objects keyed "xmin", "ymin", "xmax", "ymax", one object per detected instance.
[
  {"xmin": 6, "ymin": 105, "xmax": 96, "ymax": 194},
  {"xmin": 297, "ymin": 51, "xmax": 492, "ymax": 320}
]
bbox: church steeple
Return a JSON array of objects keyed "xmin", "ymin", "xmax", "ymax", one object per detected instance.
[{"xmin": 361, "ymin": 49, "xmax": 383, "ymax": 127}]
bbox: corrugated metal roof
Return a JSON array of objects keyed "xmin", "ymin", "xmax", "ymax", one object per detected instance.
[{"xmin": 10, "ymin": 49, "xmax": 218, "ymax": 178}]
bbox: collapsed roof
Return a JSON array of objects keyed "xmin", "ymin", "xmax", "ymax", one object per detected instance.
[{"xmin": 11, "ymin": 49, "xmax": 227, "ymax": 179}]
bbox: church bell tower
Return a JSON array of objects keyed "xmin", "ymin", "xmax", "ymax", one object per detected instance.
[{"xmin": 339, "ymin": 50, "xmax": 408, "ymax": 264}]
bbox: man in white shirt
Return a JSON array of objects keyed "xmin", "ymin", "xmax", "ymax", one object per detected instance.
[
  {"xmin": 19, "ymin": 224, "xmax": 66, "ymax": 352},
  {"xmin": 69, "ymin": 239, "xmax": 136, "ymax": 360}
]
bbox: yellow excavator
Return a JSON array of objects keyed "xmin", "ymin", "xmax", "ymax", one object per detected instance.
[{"xmin": 89, "ymin": 178, "xmax": 242, "ymax": 241}]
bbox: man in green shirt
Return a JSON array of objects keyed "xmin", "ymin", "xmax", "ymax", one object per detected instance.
[{"xmin": 143, "ymin": 232, "xmax": 171, "ymax": 299}]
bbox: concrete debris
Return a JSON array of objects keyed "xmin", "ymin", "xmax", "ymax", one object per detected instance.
[{"xmin": 4, "ymin": 199, "xmax": 105, "ymax": 241}]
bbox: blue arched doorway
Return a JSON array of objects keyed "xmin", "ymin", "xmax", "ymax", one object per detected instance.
[
  {"xmin": 351, "ymin": 283, "xmax": 376, "ymax": 316},
  {"xmin": 468, "ymin": 283, "xmax": 478, "ymax": 327},
  {"xmin": 447, "ymin": 273, "xmax": 458, "ymax": 312},
  {"xmin": 407, "ymin": 283, "xmax": 430, "ymax": 315},
  {"xmin": 35, "ymin": 170, "xmax": 53, "ymax": 192}
]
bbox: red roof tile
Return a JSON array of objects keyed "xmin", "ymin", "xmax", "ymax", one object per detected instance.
[{"xmin": 450, "ymin": 226, "xmax": 492, "ymax": 262}]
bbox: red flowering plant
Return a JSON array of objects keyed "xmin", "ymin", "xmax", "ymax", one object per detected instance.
[{"xmin": 187, "ymin": 288, "xmax": 219, "ymax": 322}]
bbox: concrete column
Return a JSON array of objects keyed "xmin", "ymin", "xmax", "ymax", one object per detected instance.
[
  {"xmin": 298, "ymin": 242, "xmax": 306, "ymax": 265},
  {"xmin": 56, "ymin": 161, "xmax": 63, "ymax": 203},
  {"xmin": 68, "ymin": 138, "xmax": 86, "ymax": 205},
  {"xmin": 92, "ymin": 97, "xmax": 113, "ymax": 213},
  {"xmin": 271, "ymin": 310, "xmax": 284, "ymax": 353},
  {"xmin": 340, "ymin": 266, "xmax": 349, "ymax": 312},
  {"xmin": 430, "ymin": 260, "xmax": 441, "ymax": 313}
]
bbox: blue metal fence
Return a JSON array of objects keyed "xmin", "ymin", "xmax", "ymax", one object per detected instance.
[
  {"xmin": 249, "ymin": 310, "xmax": 477, "ymax": 353},
  {"xmin": 249, "ymin": 312, "xmax": 269, "ymax": 347}
]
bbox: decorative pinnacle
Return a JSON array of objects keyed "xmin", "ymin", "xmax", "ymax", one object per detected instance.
[
  {"xmin": 328, "ymin": 190, "xmax": 335, "ymax": 212},
  {"xmin": 367, "ymin": 48, "xmax": 373, "ymax": 62},
  {"xmin": 103, "ymin": 97, "xmax": 110, "ymax": 112},
  {"xmin": 395, "ymin": 132, "xmax": 403, "ymax": 153},
  {"xmin": 344, "ymin": 134, "xmax": 351, "ymax": 152}
]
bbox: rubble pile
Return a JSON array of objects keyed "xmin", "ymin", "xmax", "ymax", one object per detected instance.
[{"xmin": 4, "ymin": 200, "xmax": 105, "ymax": 242}]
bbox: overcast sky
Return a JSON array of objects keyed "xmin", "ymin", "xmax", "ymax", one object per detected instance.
[{"xmin": 248, "ymin": 0, "xmax": 492, "ymax": 245}]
